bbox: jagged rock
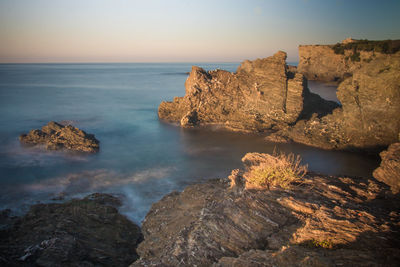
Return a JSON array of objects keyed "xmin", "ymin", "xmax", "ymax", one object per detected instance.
[
  {"xmin": 0, "ymin": 193, "xmax": 142, "ymax": 266},
  {"xmin": 373, "ymin": 142, "xmax": 400, "ymax": 194},
  {"xmin": 283, "ymin": 52, "xmax": 400, "ymax": 151},
  {"xmin": 19, "ymin": 121, "xmax": 100, "ymax": 153},
  {"xmin": 132, "ymin": 153, "xmax": 400, "ymax": 266},
  {"xmin": 159, "ymin": 51, "xmax": 307, "ymax": 132}
]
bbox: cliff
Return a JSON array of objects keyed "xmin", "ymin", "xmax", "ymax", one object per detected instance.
[
  {"xmin": 298, "ymin": 39, "xmax": 400, "ymax": 83},
  {"xmin": 282, "ymin": 51, "xmax": 400, "ymax": 151},
  {"xmin": 159, "ymin": 51, "xmax": 311, "ymax": 132}
]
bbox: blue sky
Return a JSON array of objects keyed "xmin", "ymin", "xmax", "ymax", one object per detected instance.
[{"xmin": 0, "ymin": 0, "xmax": 399, "ymax": 63}]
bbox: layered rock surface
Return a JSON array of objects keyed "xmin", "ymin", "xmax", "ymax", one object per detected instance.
[
  {"xmin": 132, "ymin": 153, "xmax": 400, "ymax": 266},
  {"xmin": 0, "ymin": 193, "xmax": 142, "ymax": 267},
  {"xmin": 19, "ymin": 121, "xmax": 100, "ymax": 153},
  {"xmin": 159, "ymin": 51, "xmax": 308, "ymax": 132},
  {"xmin": 373, "ymin": 142, "xmax": 400, "ymax": 194}
]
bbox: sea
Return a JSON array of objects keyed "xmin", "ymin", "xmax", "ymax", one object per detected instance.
[{"xmin": 0, "ymin": 63, "xmax": 379, "ymax": 224}]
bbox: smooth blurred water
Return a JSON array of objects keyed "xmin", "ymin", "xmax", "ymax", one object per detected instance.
[{"xmin": 0, "ymin": 63, "xmax": 379, "ymax": 223}]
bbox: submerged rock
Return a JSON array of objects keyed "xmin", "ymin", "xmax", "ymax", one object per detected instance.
[
  {"xmin": 19, "ymin": 121, "xmax": 100, "ymax": 153},
  {"xmin": 373, "ymin": 142, "xmax": 400, "ymax": 194},
  {"xmin": 132, "ymin": 153, "xmax": 400, "ymax": 266},
  {"xmin": 0, "ymin": 193, "xmax": 141, "ymax": 266},
  {"xmin": 159, "ymin": 51, "xmax": 312, "ymax": 132}
]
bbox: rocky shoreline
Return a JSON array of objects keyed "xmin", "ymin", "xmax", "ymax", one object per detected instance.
[{"xmin": 2, "ymin": 144, "xmax": 399, "ymax": 266}]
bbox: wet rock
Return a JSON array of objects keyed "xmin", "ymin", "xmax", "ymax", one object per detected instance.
[
  {"xmin": 19, "ymin": 121, "xmax": 100, "ymax": 153},
  {"xmin": 0, "ymin": 193, "xmax": 142, "ymax": 266},
  {"xmin": 373, "ymin": 142, "xmax": 400, "ymax": 194},
  {"xmin": 132, "ymin": 153, "xmax": 400, "ymax": 266},
  {"xmin": 158, "ymin": 51, "xmax": 308, "ymax": 132}
]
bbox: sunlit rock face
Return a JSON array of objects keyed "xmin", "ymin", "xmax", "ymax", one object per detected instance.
[
  {"xmin": 297, "ymin": 39, "xmax": 400, "ymax": 83},
  {"xmin": 132, "ymin": 152, "xmax": 400, "ymax": 266},
  {"xmin": 158, "ymin": 51, "xmax": 307, "ymax": 132}
]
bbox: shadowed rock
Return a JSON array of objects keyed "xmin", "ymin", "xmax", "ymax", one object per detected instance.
[
  {"xmin": 19, "ymin": 121, "xmax": 100, "ymax": 153},
  {"xmin": 0, "ymin": 193, "xmax": 142, "ymax": 266}
]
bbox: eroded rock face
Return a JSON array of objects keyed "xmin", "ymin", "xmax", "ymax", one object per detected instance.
[
  {"xmin": 132, "ymin": 153, "xmax": 400, "ymax": 266},
  {"xmin": 19, "ymin": 121, "xmax": 100, "ymax": 153},
  {"xmin": 0, "ymin": 193, "xmax": 142, "ymax": 266},
  {"xmin": 159, "ymin": 51, "xmax": 307, "ymax": 132},
  {"xmin": 373, "ymin": 142, "xmax": 400, "ymax": 194},
  {"xmin": 283, "ymin": 52, "xmax": 400, "ymax": 151}
]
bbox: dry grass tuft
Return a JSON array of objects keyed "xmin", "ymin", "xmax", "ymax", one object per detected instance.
[{"xmin": 244, "ymin": 151, "xmax": 307, "ymax": 190}]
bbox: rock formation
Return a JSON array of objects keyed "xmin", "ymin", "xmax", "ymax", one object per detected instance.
[
  {"xmin": 132, "ymin": 152, "xmax": 400, "ymax": 266},
  {"xmin": 282, "ymin": 52, "xmax": 400, "ymax": 151},
  {"xmin": 158, "ymin": 45, "xmax": 399, "ymax": 151},
  {"xmin": 0, "ymin": 193, "xmax": 142, "ymax": 266},
  {"xmin": 297, "ymin": 39, "xmax": 400, "ymax": 83},
  {"xmin": 19, "ymin": 121, "xmax": 100, "ymax": 153},
  {"xmin": 373, "ymin": 142, "xmax": 400, "ymax": 194},
  {"xmin": 159, "ymin": 51, "xmax": 308, "ymax": 132}
]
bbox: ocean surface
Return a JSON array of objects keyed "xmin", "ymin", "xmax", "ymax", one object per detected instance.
[{"xmin": 0, "ymin": 63, "xmax": 378, "ymax": 223}]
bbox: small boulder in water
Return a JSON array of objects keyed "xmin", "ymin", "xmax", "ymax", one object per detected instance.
[{"xmin": 19, "ymin": 121, "xmax": 100, "ymax": 153}]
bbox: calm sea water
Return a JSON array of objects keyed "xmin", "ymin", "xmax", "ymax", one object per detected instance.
[{"xmin": 0, "ymin": 63, "xmax": 379, "ymax": 223}]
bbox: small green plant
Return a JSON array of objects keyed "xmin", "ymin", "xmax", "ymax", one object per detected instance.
[
  {"xmin": 302, "ymin": 239, "xmax": 334, "ymax": 249},
  {"xmin": 244, "ymin": 151, "xmax": 307, "ymax": 190}
]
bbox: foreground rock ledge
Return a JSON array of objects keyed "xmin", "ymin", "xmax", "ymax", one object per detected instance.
[
  {"xmin": 132, "ymin": 153, "xmax": 400, "ymax": 267},
  {"xmin": 0, "ymin": 193, "xmax": 142, "ymax": 266},
  {"xmin": 19, "ymin": 121, "xmax": 100, "ymax": 153}
]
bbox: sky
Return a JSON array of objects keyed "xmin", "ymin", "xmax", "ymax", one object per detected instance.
[{"xmin": 0, "ymin": 0, "xmax": 399, "ymax": 63}]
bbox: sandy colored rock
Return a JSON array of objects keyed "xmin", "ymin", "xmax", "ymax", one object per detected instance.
[
  {"xmin": 158, "ymin": 51, "xmax": 307, "ymax": 132},
  {"xmin": 297, "ymin": 39, "xmax": 400, "ymax": 83},
  {"xmin": 19, "ymin": 121, "xmax": 100, "ymax": 153},
  {"xmin": 132, "ymin": 153, "xmax": 400, "ymax": 266},
  {"xmin": 0, "ymin": 193, "xmax": 142, "ymax": 266},
  {"xmin": 373, "ymin": 142, "xmax": 400, "ymax": 194}
]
